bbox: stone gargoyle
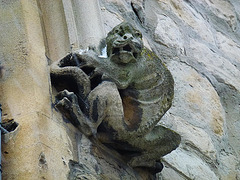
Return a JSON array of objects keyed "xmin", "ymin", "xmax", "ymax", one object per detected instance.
[{"xmin": 50, "ymin": 22, "xmax": 181, "ymax": 173}]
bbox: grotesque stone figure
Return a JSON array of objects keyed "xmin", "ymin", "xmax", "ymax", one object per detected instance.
[{"xmin": 51, "ymin": 22, "xmax": 181, "ymax": 172}]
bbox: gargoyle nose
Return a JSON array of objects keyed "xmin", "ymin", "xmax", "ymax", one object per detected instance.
[{"xmin": 122, "ymin": 33, "xmax": 133, "ymax": 41}]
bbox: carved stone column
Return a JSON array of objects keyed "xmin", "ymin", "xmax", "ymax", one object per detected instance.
[
  {"xmin": 71, "ymin": 0, "xmax": 105, "ymax": 50},
  {"xmin": 0, "ymin": 0, "xmax": 75, "ymax": 179}
]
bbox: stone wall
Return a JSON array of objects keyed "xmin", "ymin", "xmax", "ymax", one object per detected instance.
[
  {"xmin": 0, "ymin": 0, "xmax": 239, "ymax": 179},
  {"xmin": 0, "ymin": 0, "xmax": 78, "ymax": 179},
  {"xmin": 100, "ymin": 0, "xmax": 240, "ymax": 179}
]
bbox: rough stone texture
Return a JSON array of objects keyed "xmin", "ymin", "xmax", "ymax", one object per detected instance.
[
  {"xmin": 0, "ymin": 1, "xmax": 77, "ymax": 179},
  {"xmin": 99, "ymin": 0, "xmax": 240, "ymax": 179},
  {"xmin": 70, "ymin": 0, "xmax": 105, "ymax": 51},
  {"xmin": 1, "ymin": 0, "xmax": 240, "ymax": 179},
  {"xmin": 50, "ymin": 22, "xmax": 181, "ymax": 176},
  {"xmin": 38, "ymin": 0, "xmax": 71, "ymax": 61}
]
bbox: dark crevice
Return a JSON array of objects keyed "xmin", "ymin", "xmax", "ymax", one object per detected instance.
[
  {"xmin": 113, "ymin": 48, "xmax": 120, "ymax": 54},
  {"xmin": 133, "ymin": 52, "xmax": 138, "ymax": 58},
  {"xmin": 59, "ymin": 53, "xmax": 86, "ymax": 67},
  {"xmin": 59, "ymin": 54, "xmax": 76, "ymax": 67},
  {"xmin": 91, "ymin": 97, "xmax": 99, "ymax": 123},
  {"xmin": 113, "ymin": 148, "xmax": 142, "ymax": 157},
  {"xmin": 76, "ymin": 94, "xmax": 89, "ymax": 118},
  {"xmin": 90, "ymin": 74, "xmax": 102, "ymax": 90},
  {"xmin": 103, "ymin": 140, "xmax": 142, "ymax": 157},
  {"xmin": 97, "ymin": 123, "xmax": 108, "ymax": 133},
  {"xmin": 81, "ymin": 66, "xmax": 95, "ymax": 76},
  {"xmin": 131, "ymin": 2, "xmax": 143, "ymax": 23},
  {"xmin": 123, "ymin": 44, "xmax": 132, "ymax": 52},
  {"xmin": 51, "ymin": 74, "xmax": 89, "ymax": 115},
  {"xmin": 1, "ymin": 120, "xmax": 18, "ymax": 133},
  {"xmin": 51, "ymin": 75, "xmax": 79, "ymax": 95}
]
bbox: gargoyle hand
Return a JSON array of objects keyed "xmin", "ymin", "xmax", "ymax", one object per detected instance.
[{"xmin": 56, "ymin": 89, "xmax": 92, "ymax": 136}]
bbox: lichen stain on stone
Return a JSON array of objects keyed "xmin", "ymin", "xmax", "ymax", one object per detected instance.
[
  {"xmin": 211, "ymin": 110, "xmax": 224, "ymax": 136},
  {"xmin": 186, "ymin": 90, "xmax": 203, "ymax": 107},
  {"xmin": 122, "ymin": 95, "xmax": 142, "ymax": 131}
]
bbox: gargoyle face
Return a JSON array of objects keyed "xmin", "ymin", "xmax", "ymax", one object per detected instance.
[{"xmin": 106, "ymin": 22, "xmax": 143, "ymax": 65}]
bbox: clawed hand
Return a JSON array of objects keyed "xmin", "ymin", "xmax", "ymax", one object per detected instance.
[{"xmin": 55, "ymin": 89, "xmax": 93, "ymax": 136}]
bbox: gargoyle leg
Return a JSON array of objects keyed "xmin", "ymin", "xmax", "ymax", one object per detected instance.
[
  {"xmin": 87, "ymin": 81, "xmax": 124, "ymax": 141},
  {"xmin": 128, "ymin": 125, "xmax": 181, "ymax": 168}
]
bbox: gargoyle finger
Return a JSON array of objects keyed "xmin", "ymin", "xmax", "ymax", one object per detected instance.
[
  {"xmin": 56, "ymin": 97, "xmax": 72, "ymax": 111},
  {"xmin": 56, "ymin": 90, "xmax": 77, "ymax": 103},
  {"xmin": 56, "ymin": 90, "xmax": 69, "ymax": 100}
]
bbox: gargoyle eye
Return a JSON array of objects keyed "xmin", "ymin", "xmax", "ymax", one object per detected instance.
[{"xmin": 115, "ymin": 29, "xmax": 119, "ymax": 33}]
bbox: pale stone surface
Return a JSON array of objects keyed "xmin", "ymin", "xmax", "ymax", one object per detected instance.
[
  {"xmin": 218, "ymin": 150, "xmax": 240, "ymax": 180},
  {"xmin": 99, "ymin": 0, "xmax": 240, "ymax": 179},
  {"xmin": 160, "ymin": 0, "xmax": 215, "ymax": 44},
  {"xmin": 167, "ymin": 61, "xmax": 226, "ymax": 136},
  {"xmin": 215, "ymin": 31, "xmax": 240, "ymax": 68},
  {"xmin": 62, "ymin": 0, "xmax": 79, "ymax": 50},
  {"xmin": 1, "ymin": 0, "xmax": 240, "ymax": 179},
  {"xmin": 158, "ymin": 164, "xmax": 186, "ymax": 180},
  {"xmin": 71, "ymin": 0, "xmax": 105, "ymax": 51},
  {"xmin": 0, "ymin": 1, "xmax": 77, "ymax": 179},
  {"xmin": 163, "ymin": 149, "xmax": 219, "ymax": 180},
  {"xmin": 38, "ymin": 0, "xmax": 70, "ymax": 61},
  {"xmin": 154, "ymin": 14, "xmax": 184, "ymax": 52},
  {"xmin": 199, "ymin": 0, "xmax": 237, "ymax": 31},
  {"xmin": 160, "ymin": 114, "xmax": 217, "ymax": 159},
  {"xmin": 188, "ymin": 39, "xmax": 240, "ymax": 91},
  {"xmin": 100, "ymin": 7, "xmax": 124, "ymax": 34}
]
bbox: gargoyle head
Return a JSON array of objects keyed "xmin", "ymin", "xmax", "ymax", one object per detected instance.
[{"xmin": 106, "ymin": 22, "xmax": 143, "ymax": 65}]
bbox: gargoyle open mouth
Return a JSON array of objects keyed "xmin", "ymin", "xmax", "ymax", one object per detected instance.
[{"xmin": 112, "ymin": 44, "xmax": 138, "ymax": 59}]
